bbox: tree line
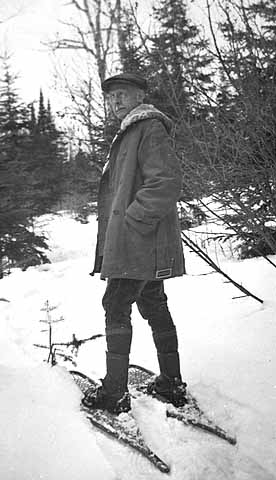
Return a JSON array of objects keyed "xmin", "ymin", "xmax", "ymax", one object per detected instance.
[{"xmin": 0, "ymin": 54, "xmax": 99, "ymax": 277}]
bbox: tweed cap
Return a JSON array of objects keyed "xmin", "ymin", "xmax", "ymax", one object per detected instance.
[{"xmin": 101, "ymin": 73, "xmax": 148, "ymax": 93}]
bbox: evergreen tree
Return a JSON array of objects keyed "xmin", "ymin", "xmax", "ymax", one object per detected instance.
[
  {"xmin": 29, "ymin": 91, "xmax": 66, "ymax": 213},
  {"xmin": 205, "ymin": 0, "xmax": 276, "ymax": 257},
  {"xmin": 146, "ymin": 0, "xmax": 213, "ymax": 119},
  {"xmin": 116, "ymin": 3, "xmax": 146, "ymax": 76},
  {"xmin": 30, "ymin": 102, "xmax": 36, "ymax": 130},
  {"xmin": 37, "ymin": 89, "xmax": 48, "ymax": 131},
  {"xmin": 0, "ymin": 56, "xmax": 48, "ymax": 276}
]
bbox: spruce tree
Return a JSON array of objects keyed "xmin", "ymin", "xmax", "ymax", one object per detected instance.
[
  {"xmin": 29, "ymin": 91, "xmax": 66, "ymax": 213},
  {"xmin": 116, "ymin": 4, "xmax": 146, "ymax": 76},
  {"xmin": 0, "ymin": 56, "xmax": 48, "ymax": 275},
  {"xmin": 146, "ymin": 0, "xmax": 213, "ymax": 119},
  {"xmin": 205, "ymin": 0, "xmax": 276, "ymax": 257}
]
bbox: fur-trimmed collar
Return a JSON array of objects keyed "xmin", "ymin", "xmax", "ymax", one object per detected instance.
[{"xmin": 120, "ymin": 103, "xmax": 173, "ymax": 133}]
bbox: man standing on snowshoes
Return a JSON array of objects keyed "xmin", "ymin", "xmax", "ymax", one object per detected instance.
[{"xmin": 83, "ymin": 72, "xmax": 187, "ymax": 413}]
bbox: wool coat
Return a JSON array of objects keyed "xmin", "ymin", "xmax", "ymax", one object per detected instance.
[{"xmin": 91, "ymin": 103, "xmax": 185, "ymax": 281}]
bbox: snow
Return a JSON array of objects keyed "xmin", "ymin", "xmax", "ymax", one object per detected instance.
[
  {"xmin": 0, "ymin": 364, "xmax": 115, "ymax": 480},
  {"xmin": 0, "ymin": 212, "xmax": 276, "ymax": 479}
]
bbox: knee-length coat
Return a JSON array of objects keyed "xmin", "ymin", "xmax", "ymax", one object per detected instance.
[{"xmin": 91, "ymin": 103, "xmax": 185, "ymax": 281}]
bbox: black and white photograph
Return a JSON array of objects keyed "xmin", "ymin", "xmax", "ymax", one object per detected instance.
[{"xmin": 0, "ymin": 1, "xmax": 276, "ymax": 479}]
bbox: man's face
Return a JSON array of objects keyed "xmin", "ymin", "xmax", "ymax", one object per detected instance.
[{"xmin": 106, "ymin": 84, "xmax": 143, "ymax": 120}]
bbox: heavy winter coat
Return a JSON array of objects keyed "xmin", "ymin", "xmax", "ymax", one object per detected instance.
[{"xmin": 92, "ymin": 103, "xmax": 185, "ymax": 280}]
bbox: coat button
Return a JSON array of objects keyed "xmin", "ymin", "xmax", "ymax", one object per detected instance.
[{"xmin": 113, "ymin": 209, "xmax": 120, "ymax": 215}]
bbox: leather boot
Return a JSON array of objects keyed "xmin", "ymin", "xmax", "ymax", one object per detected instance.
[
  {"xmin": 157, "ymin": 351, "xmax": 182, "ymax": 380},
  {"xmin": 147, "ymin": 352, "xmax": 187, "ymax": 407},
  {"xmin": 103, "ymin": 351, "xmax": 129, "ymax": 398},
  {"xmin": 82, "ymin": 352, "xmax": 130, "ymax": 413}
]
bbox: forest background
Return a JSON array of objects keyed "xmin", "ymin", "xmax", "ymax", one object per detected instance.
[{"xmin": 1, "ymin": 0, "xmax": 276, "ymax": 276}]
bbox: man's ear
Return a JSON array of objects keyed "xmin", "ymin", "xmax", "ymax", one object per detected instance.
[{"xmin": 136, "ymin": 89, "xmax": 145, "ymax": 103}]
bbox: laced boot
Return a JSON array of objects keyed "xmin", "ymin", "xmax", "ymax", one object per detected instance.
[
  {"xmin": 147, "ymin": 373, "xmax": 187, "ymax": 407},
  {"xmin": 82, "ymin": 352, "xmax": 131, "ymax": 414},
  {"xmin": 148, "ymin": 352, "xmax": 187, "ymax": 407},
  {"xmin": 82, "ymin": 382, "xmax": 131, "ymax": 413}
]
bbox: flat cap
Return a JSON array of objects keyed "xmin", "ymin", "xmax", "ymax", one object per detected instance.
[{"xmin": 101, "ymin": 73, "xmax": 148, "ymax": 93}]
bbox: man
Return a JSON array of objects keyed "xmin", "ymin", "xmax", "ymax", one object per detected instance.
[{"xmin": 83, "ymin": 72, "xmax": 186, "ymax": 413}]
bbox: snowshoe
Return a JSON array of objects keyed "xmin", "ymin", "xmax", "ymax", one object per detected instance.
[{"xmin": 71, "ymin": 370, "xmax": 170, "ymax": 473}]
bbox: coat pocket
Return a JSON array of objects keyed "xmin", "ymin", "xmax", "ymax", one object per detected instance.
[{"xmin": 123, "ymin": 220, "xmax": 155, "ymax": 265}]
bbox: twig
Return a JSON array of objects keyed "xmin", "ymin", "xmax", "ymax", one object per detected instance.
[{"xmin": 53, "ymin": 333, "xmax": 104, "ymax": 348}]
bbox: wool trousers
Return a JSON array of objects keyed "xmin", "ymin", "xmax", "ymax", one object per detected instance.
[{"xmin": 102, "ymin": 278, "xmax": 179, "ymax": 356}]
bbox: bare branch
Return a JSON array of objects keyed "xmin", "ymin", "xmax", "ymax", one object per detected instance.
[{"xmin": 206, "ymin": 0, "xmax": 238, "ymax": 91}]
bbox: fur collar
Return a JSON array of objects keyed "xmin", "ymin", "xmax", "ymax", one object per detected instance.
[{"xmin": 120, "ymin": 103, "xmax": 173, "ymax": 134}]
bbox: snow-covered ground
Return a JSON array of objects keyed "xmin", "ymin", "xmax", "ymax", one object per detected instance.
[{"xmin": 0, "ymin": 213, "xmax": 276, "ymax": 480}]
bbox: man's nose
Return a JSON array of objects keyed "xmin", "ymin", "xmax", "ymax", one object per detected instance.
[{"xmin": 114, "ymin": 100, "xmax": 123, "ymax": 110}]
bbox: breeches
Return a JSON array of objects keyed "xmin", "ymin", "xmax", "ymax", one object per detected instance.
[{"xmin": 102, "ymin": 278, "xmax": 178, "ymax": 355}]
